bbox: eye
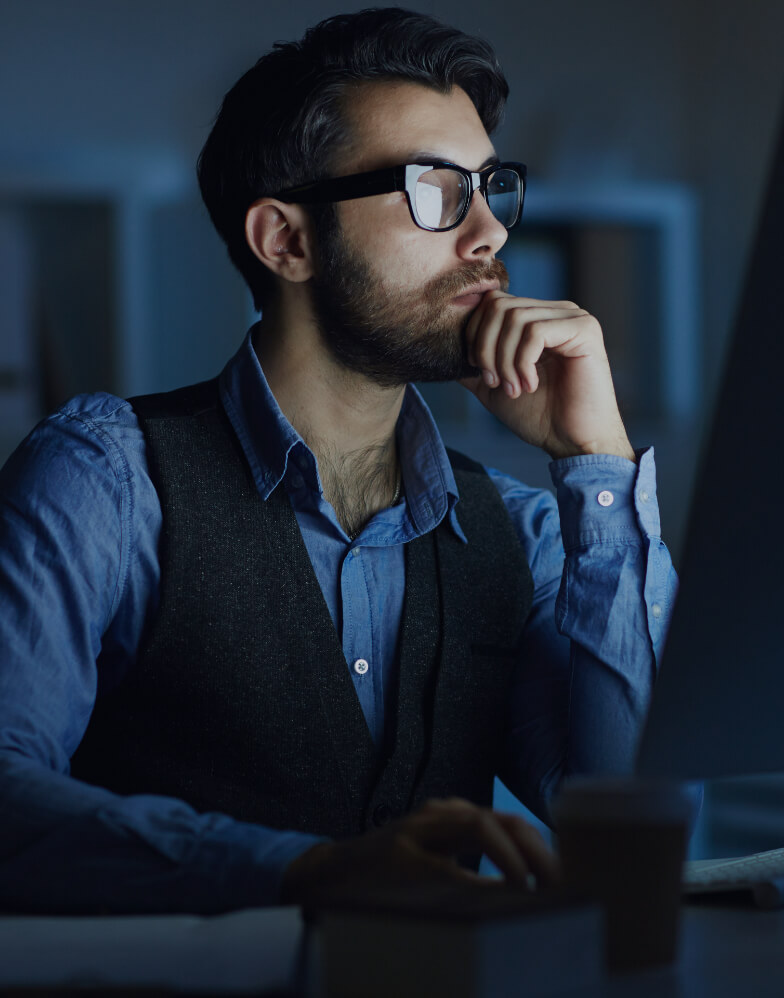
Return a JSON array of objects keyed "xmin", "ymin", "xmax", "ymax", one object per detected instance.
[{"xmin": 414, "ymin": 182, "xmax": 444, "ymax": 228}]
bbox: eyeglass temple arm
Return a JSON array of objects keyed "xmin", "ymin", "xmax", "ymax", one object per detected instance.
[{"xmin": 275, "ymin": 165, "xmax": 406, "ymax": 205}]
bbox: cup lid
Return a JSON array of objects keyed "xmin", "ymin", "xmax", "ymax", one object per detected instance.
[{"xmin": 551, "ymin": 777, "xmax": 695, "ymax": 824}]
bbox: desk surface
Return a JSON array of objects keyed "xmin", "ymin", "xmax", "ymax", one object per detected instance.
[
  {"xmin": 1, "ymin": 901, "xmax": 783, "ymax": 997},
  {"xmin": 579, "ymin": 901, "xmax": 784, "ymax": 997},
  {"xmin": 0, "ymin": 907, "xmax": 306, "ymax": 995}
]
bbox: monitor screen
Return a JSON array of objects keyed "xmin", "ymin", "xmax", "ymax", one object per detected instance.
[{"xmin": 637, "ymin": 97, "xmax": 784, "ymax": 780}]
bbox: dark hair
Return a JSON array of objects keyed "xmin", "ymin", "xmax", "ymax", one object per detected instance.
[{"xmin": 196, "ymin": 7, "xmax": 509, "ymax": 310}]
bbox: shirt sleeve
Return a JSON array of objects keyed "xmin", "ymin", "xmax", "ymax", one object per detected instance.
[
  {"xmin": 488, "ymin": 448, "xmax": 677, "ymax": 825},
  {"xmin": 0, "ymin": 398, "xmax": 324, "ymax": 914}
]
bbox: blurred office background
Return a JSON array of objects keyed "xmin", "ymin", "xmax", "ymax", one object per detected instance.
[{"xmin": 1, "ymin": 0, "xmax": 783, "ymax": 861}]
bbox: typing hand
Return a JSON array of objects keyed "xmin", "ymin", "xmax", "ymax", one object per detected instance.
[
  {"xmin": 279, "ymin": 797, "xmax": 561, "ymax": 905},
  {"xmin": 461, "ymin": 292, "xmax": 635, "ymax": 462}
]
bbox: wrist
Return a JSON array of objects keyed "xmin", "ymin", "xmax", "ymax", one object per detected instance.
[
  {"xmin": 579, "ymin": 441, "xmax": 636, "ymax": 463},
  {"xmin": 547, "ymin": 437, "xmax": 636, "ymax": 464}
]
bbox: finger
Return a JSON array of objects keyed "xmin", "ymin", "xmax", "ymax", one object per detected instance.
[
  {"xmin": 471, "ymin": 291, "xmax": 583, "ymax": 311},
  {"xmin": 493, "ymin": 813, "xmax": 562, "ymax": 887},
  {"xmin": 402, "ymin": 847, "xmax": 523, "ymax": 895},
  {"xmin": 469, "ymin": 303, "xmax": 589, "ymax": 390},
  {"xmin": 495, "ymin": 296, "xmax": 582, "ymax": 310},
  {"xmin": 467, "ymin": 300, "xmax": 535, "ymax": 386},
  {"xmin": 393, "ymin": 839, "xmax": 486, "ymax": 886},
  {"xmin": 513, "ymin": 312, "xmax": 600, "ymax": 393},
  {"xmin": 464, "ymin": 296, "xmax": 502, "ymax": 377},
  {"xmin": 495, "ymin": 313, "xmax": 528, "ymax": 397},
  {"xmin": 493, "ymin": 307, "xmax": 581, "ymax": 396},
  {"xmin": 418, "ymin": 801, "xmax": 561, "ymax": 888},
  {"xmin": 409, "ymin": 800, "xmax": 534, "ymax": 888},
  {"xmin": 464, "ymin": 291, "xmax": 528, "ymax": 369},
  {"xmin": 513, "ymin": 324, "xmax": 545, "ymax": 394}
]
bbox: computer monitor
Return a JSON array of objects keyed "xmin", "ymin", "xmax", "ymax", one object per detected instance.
[{"xmin": 636, "ymin": 97, "xmax": 784, "ymax": 781}]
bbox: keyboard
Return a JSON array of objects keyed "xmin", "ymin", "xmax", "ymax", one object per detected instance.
[{"xmin": 682, "ymin": 846, "xmax": 784, "ymax": 908}]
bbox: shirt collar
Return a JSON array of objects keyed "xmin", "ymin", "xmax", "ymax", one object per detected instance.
[
  {"xmin": 218, "ymin": 326, "xmax": 467, "ymax": 543},
  {"xmin": 396, "ymin": 384, "xmax": 465, "ymax": 542}
]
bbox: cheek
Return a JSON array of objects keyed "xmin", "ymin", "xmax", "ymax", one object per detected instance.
[
  {"xmin": 339, "ymin": 200, "xmax": 457, "ymax": 291},
  {"xmin": 384, "ymin": 237, "xmax": 456, "ymax": 295}
]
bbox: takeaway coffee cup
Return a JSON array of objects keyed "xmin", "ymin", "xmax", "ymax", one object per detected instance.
[{"xmin": 552, "ymin": 778, "xmax": 692, "ymax": 972}]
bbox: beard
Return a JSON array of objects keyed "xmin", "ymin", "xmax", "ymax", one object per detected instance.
[{"xmin": 308, "ymin": 219, "xmax": 510, "ymax": 388}]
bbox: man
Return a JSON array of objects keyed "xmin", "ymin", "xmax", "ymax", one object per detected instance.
[{"xmin": 0, "ymin": 9, "xmax": 674, "ymax": 913}]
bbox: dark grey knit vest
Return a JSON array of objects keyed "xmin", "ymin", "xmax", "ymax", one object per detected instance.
[{"xmin": 71, "ymin": 379, "xmax": 534, "ymax": 840}]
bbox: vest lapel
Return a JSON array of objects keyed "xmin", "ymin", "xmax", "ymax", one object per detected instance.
[
  {"xmin": 260, "ymin": 486, "xmax": 380, "ymax": 811},
  {"xmin": 363, "ymin": 529, "xmax": 442, "ymax": 824}
]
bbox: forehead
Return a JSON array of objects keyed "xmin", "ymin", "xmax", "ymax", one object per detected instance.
[{"xmin": 335, "ymin": 80, "xmax": 496, "ymax": 173}]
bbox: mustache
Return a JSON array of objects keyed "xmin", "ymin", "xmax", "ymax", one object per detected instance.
[{"xmin": 424, "ymin": 258, "xmax": 510, "ymax": 301}]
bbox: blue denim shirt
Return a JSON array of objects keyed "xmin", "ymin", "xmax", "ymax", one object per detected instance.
[{"xmin": 0, "ymin": 330, "xmax": 675, "ymax": 913}]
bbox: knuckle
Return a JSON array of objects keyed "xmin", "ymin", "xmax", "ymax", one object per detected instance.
[
  {"xmin": 444, "ymin": 796, "xmax": 474, "ymax": 812},
  {"xmin": 499, "ymin": 309, "xmax": 523, "ymax": 333},
  {"xmin": 576, "ymin": 310, "xmax": 599, "ymax": 328},
  {"xmin": 516, "ymin": 819, "xmax": 544, "ymax": 843},
  {"xmin": 496, "ymin": 323, "xmax": 519, "ymax": 351},
  {"xmin": 484, "ymin": 296, "xmax": 506, "ymax": 317}
]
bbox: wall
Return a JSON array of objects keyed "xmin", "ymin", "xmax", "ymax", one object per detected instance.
[{"xmin": 2, "ymin": 0, "xmax": 782, "ymax": 395}]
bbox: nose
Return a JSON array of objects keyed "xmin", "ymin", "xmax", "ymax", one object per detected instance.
[{"xmin": 454, "ymin": 190, "xmax": 508, "ymax": 260}]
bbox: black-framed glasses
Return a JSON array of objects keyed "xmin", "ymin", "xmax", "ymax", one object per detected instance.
[{"xmin": 274, "ymin": 160, "xmax": 527, "ymax": 232}]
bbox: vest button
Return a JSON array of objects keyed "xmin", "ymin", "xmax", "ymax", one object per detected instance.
[{"xmin": 372, "ymin": 803, "xmax": 393, "ymax": 827}]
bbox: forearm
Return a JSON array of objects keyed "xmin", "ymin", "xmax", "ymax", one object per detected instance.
[
  {"xmin": 557, "ymin": 539, "xmax": 670, "ymax": 775},
  {"xmin": 494, "ymin": 448, "xmax": 676, "ymax": 823},
  {"xmin": 0, "ymin": 754, "xmax": 325, "ymax": 914}
]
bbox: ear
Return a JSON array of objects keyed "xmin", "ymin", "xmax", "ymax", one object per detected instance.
[{"xmin": 245, "ymin": 199, "xmax": 316, "ymax": 284}]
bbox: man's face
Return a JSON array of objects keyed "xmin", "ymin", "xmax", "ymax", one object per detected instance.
[{"xmin": 309, "ymin": 81, "xmax": 511, "ymax": 387}]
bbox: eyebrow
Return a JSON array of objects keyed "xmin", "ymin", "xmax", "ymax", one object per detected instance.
[{"xmin": 407, "ymin": 151, "xmax": 501, "ymax": 171}]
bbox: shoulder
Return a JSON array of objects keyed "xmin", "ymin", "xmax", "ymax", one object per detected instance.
[
  {"xmin": 1, "ymin": 393, "xmax": 160, "ymax": 633},
  {"xmin": 19, "ymin": 391, "xmax": 141, "ymax": 447},
  {"xmin": 1, "ymin": 392, "xmax": 153, "ymax": 516},
  {"xmin": 57, "ymin": 391, "xmax": 144, "ymax": 458}
]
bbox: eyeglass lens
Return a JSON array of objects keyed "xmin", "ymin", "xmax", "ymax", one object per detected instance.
[{"xmin": 413, "ymin": 167, "xmax": 521, "ymax": 230}]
